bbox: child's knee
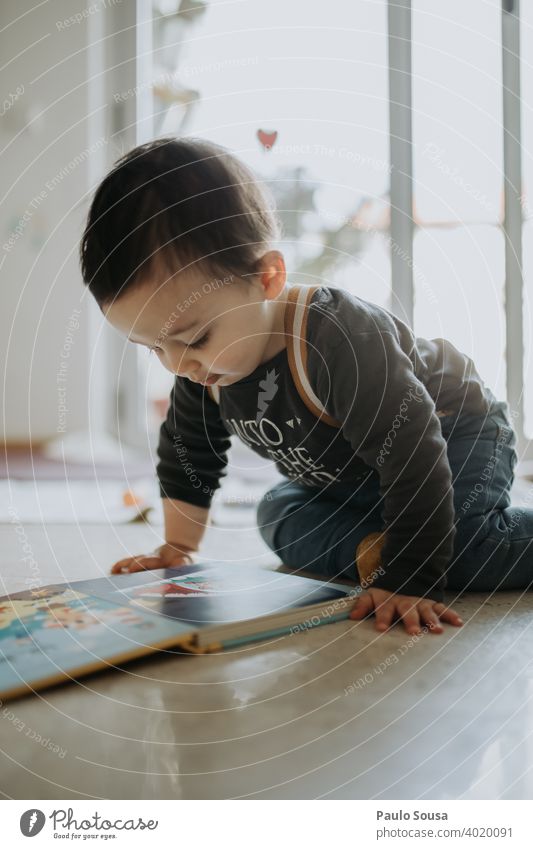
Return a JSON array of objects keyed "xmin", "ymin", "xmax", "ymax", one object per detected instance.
[
  {"xmin": 256, "ymin": 481, "xmax": 311, "ymax": 550},
  {"xmin": 256, "ymin": 501, "xmax": 274, "ymax": 548},
  {"xmin": 256, "ymin": 484, "xmax": 286, "ymax": 548}
]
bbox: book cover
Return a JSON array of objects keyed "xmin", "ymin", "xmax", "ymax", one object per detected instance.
[{"xmin": 0, "ymin": 562, "xmax": 356, "ymax": 702}]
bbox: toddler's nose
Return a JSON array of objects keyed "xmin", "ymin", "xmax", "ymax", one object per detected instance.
[{"xmin": 167, "ymin": 352, "xmax": 200, "ymax": 379}]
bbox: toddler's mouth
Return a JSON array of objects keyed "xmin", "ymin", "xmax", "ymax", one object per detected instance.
[{"xmin": 200, "ymin": 372, "xmax": 223, "ymax": 385}]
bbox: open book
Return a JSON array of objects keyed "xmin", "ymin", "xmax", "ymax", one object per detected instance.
[{"xmin": 0, "ymin": 562, "xmax": 357, "ymax": 701}]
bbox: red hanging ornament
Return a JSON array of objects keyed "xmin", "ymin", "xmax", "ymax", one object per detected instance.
[{"xmin": 257, "ymin": 129, "xmax": 278, "ymax": 151}]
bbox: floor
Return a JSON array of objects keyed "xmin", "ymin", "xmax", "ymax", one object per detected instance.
[{"xmin": 1, "ymin": 503, "xmax": 533, "ymax": 800}]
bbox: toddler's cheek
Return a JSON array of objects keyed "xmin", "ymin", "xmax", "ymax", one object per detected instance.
[{"xmin": 218, "ymin": 349, "xmax": 254, "ymax": 374}]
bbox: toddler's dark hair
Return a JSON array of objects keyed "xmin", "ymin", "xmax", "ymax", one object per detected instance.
[{"xmin": 80, "ymin": 136, "xmax": 280, "ymax": 305}]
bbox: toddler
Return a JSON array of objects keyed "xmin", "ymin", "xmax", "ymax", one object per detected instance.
[{"xmin": 80, "ymin": 137, "xmax": 532, "ymax": 636}]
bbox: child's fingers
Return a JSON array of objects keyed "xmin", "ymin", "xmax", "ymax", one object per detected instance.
[
  {"xmin": 374, "ymin": 600, "xmax": 398, "ymax": 632},
  {"xmin": 110, "ymin": 558, "xmax": 136, "ymax": 574},
  {"xmin": 417, "ymin": 601, "xmax": 444, "ymax": 633},
  {"xmin": 122, "ymin": 557, "xmax": 165, "ymax": 573},
  {"xmin": 432, "ymin": 602, "xmax": 464, "ymax": 627},
  {"xmin": 349, "ymin": 592, "xmax": 463, "ymax": 635},
  {"xmin": 162, "ymin": 553, "xmax": 195, "ymax": 568},
  {"xmin": 395, "ymin": 600, "xmax": 423, "ymax": 635},
  {"xmin": 111, "ymin": 556, "xmax": 163, "ymax": 574},
  {"xmin": 349, "ymin": 593, "xmax": 375, "ymax": 620}
]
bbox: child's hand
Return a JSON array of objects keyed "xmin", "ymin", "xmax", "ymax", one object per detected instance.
[
  {"xmin": 349, "ymin": 586, "xmax": 463, "ymax": 635},
  {"xmin": 110, "ymin": 542, "xmax": 196, "ymax": 574}
]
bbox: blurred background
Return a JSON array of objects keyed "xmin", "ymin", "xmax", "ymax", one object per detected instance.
[{"xmin": 1, "ymin": 0, "xmax": 532, "ymax": 525}]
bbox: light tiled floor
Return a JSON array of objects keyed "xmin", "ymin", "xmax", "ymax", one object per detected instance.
[{"xmin": 1, "ymin": 492, "xmax": 533, "ymax": 799}]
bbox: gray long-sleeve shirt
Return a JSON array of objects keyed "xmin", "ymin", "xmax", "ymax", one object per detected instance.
[{"xmin": 157, "ymin": 285, "xmax": 492, "ymax": 601}]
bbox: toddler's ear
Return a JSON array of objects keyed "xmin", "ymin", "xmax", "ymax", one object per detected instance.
[{"xmin": 257, "ymin": 250, "xmax": 286, "ymax": 298}]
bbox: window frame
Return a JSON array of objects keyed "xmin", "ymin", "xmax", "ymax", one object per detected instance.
[
  {"xmin": 121, "ymin": 0, "xmax": 530, "ymax": 458},
  {"xmin": 388, "ymin": 0, "xmax": 528, "ymax": 457}
]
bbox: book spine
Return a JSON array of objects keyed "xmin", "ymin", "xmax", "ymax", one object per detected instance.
[
  {"xmin": 177, "ymin": 638, "xmax": 223, "ymax": 654},
  {"xmin": 217, "ymin": 610, "xmax": 352, "ymax": 650}
]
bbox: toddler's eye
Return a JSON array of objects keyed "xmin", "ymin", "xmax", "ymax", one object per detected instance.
[
  {"xmin": 188, "ymin": 331, "xmax": 210, "ymax": 350},
  {"xmin": 148, "ymin": 345, "xmax": 162, "ymax": 355}
]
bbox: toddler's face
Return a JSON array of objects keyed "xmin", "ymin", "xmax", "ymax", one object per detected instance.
[{"xmin": 102, "ymin": 260, "xmax": 286, "ymax": 387}]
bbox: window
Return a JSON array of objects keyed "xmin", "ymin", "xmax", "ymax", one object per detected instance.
[
  {"xmin": 412, "ymin": 1, "xmax": 507, "ymax": 405},
  {"xmin": 520, "ymin": 1, "xmax": 533, "ymax": 437},
  {"xmin": 129, "ymin": 0, "xmax": 531, "ymax": 457},
  {"xmin": 135, "ymin": 0, "xmax": 390, "ymax": 430}
]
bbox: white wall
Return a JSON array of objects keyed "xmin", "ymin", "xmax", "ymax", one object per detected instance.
[{"xmin": 0, "ymin": 0, "xmax": 137, "ymax": 444}]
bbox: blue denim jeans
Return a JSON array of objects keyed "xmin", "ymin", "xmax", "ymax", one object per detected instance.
[{"xmin": 256, "ymin": 397, "xmax": 533, "ymax": 594}]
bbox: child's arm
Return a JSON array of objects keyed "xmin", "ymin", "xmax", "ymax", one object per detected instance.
[
  {"xmin": 111, "ymin": 497, "xmax": 209, "ymax": 574},
  {"xmin": 307, "ymin": 292, "xmax": 456, "ymax": 603},
  {"xmin": 307, "ymin": 302, "xmax": 466, "ymax": 633},
  {"xmin": 110, "ymin": 376, "xmax": 231, "ymax": 574},
  {"xmin": 156, "ymin": 375, "xmax": 232, "ymax": 509},
  {"xmin": 162, "ymin": 497, "xmax": 210, "ymax": 549}
]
